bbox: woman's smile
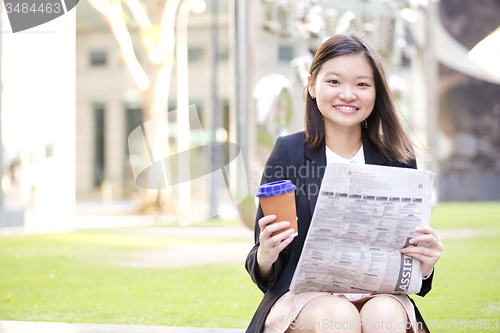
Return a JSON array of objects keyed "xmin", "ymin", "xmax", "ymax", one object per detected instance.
[{"xmin": 334, "ymin": 104, "xmax": 360, "ymax": 113}]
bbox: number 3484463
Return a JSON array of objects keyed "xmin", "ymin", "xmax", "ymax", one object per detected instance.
[{"xmin": 5, "ymin": 2, "xmax": 62, "ymax": 14}]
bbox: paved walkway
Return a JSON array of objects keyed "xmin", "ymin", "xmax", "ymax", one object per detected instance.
[
  {"xmin": 0, "ymin": 321, "xmax": 245, "ymax": 333},
  {"xmin": 101, "ymin": 226, "xmax": 497, "ymax": 269},
  {"xmin": 111, "ymin": 225, "xmax": 255, "ymax": 268}
]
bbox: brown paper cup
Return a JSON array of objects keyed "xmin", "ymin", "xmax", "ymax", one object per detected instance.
[{"xmin": 259, "ymin": 191, "xmax": 298, "ymax": 237}]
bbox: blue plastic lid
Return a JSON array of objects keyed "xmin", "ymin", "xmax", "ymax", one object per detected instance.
[{"xmin": 256, "ymin": 180, "xmax": 296, "ymax": 198}]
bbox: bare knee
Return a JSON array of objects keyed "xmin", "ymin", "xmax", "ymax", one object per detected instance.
[
  {"xmin": 359, "ymin": 296, "xmax": 407, "ymax": 333},
  {"xmin": 287, "ymin": 296, "xmax": 361, "ymax": 333}
]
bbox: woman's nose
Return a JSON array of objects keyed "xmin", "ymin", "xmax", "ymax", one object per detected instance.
[{"xmin": 339, "ymin": 89, "xmax": 357, "ymax": 101}]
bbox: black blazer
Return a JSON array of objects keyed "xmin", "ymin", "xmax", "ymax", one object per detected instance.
[{"xmin": 245, "ymin": 131, "xmax": 434, "ymax": 333}]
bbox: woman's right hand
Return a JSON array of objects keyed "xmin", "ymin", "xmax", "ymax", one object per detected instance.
[{"xmin": 256, "ymin": 215, "xmax": 296, "ymax": 280}]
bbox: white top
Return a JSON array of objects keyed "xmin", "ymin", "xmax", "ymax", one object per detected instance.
[{"xmin": 325, "ymin": 144, "xmax": 365, "ymax": 165}]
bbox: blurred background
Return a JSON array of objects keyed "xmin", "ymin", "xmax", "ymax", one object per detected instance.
[
  {"xmin": 1, "ymin": 0, "xmax": 499, "ymax": 330},
  {"xmin": 1, "ymin": 0, "xmax": 500, "ymax": 232}
]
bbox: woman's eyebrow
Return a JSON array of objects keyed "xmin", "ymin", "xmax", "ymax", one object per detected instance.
[
  {"xmin": 325, "ymin": 71, "xmax": 374, "ymax": 81},
  {"xmin": 358, "ymin": 75, "xmax": 374, "ymax": 81}
]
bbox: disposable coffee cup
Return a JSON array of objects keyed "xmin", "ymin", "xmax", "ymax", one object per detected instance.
[{"xmin": 256, "ymin": 180, "xmax": 298, "ymax": 237}]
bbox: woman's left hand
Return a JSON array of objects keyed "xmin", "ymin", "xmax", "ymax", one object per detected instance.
[{"xmin": 400, "ymin": 226, "xmax": 443, "ymax": 278}]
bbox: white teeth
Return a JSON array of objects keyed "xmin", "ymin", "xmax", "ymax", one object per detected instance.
[{"xmin": 336, "ymin": 106, "xmax": 357, "ymax": 110}]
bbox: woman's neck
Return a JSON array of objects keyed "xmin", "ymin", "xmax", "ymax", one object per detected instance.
[{"xmin": 324, "ymin": 125, "xmax": 363, "ymax": 159}]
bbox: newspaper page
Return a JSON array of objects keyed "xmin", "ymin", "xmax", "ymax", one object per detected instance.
[{"xmin": 289, "ymin": 163, "xmax": 435, "ymax": 295}]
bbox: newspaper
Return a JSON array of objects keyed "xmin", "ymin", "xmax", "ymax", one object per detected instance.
[{"xmin": 289, "ymin": 163, "xmax": 435, "ymax": 295}]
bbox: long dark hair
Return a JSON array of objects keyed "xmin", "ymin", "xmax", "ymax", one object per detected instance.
[{"xmin": 305, "ymin": 34, "xmax": 415, "ymax": 164}]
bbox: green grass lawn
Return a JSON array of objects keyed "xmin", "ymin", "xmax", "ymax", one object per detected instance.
[
  {"xmin": 430, "ymin": 202, "xmax": 500, "ymax": 230},
  {"xmin": 414, "ymin": 203, "xmax": 500, "ymax": 332},
  {"xmin": 1, "ymin": 203, "xmax": 499, "ymax": 331}
]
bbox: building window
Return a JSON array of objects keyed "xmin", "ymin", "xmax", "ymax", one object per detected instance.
[
  {"xmin": 93, "ymin": 103, "xmax": 105, "ymax": 187},
  {"xmin": 219, "ymin": 48, "xmax": 229, "ymax": 61},
  {"xmin": 278, "ymin": 44, "xmax": 294, "ymax": 63},
  {"xmin": 90, "ymin": 51, "xmax": 107, "ymax": 67},
  {"xmin": 124, "ymin": 103, "xmax": 143, "ymax": 192},
  {"xmin": 125, "ymin": 103, "xmax": 143, "ymax": 145},
  {"xmin": 188, "ymin": 47, "xmax": 204, "ymax": 62}
]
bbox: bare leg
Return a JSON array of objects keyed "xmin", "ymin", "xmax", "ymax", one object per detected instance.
[
  {"xmin": 286, "ymin": 296, "xmax": 362, "ymax": 333},
  {"xmin": 359, "ymin": 296, "xmax": 408, "ymax": 333}
]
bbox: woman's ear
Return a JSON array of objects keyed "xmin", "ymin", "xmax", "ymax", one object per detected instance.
[{"xmin": 307, "ymin": 75, "xmax": 316, "ymax": 99}]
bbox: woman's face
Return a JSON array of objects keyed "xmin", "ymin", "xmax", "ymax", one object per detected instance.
[{"xmin": 308, "ymin": 54, "xmax": 376, "ymax": 133}]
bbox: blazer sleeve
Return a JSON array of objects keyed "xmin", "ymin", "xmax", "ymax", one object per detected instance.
[
  {"xmin": 417, "ymin": 269, "xmax": 434, "ymax": 297},
  {"xmin": 245, "ymin": 136, "xmax": 292, "ymax": 293}
]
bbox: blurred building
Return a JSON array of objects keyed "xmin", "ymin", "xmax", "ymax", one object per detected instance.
[
  {"xmin": 73, "ymin": 0, "xmax": 500, "ymax": 220},
  {"xmin": 75, "ymin": 0, "xmax": 233, "ymax": 206},
  {"xmin": 2, "ymin": 0, "xmax": 498, "ymax": 233},
  {"xmin": 74, "ymin": 0, "xmax": 309, "ymax": 215},
  {"xmin": 436, "ymin": 0, "xmax": 500, "ymax": 201},
  {"xmin": 74, "ymin": 0, "xmax": 434, "ymax": 219},
  {"xmin": 1, "ymin": 0, "xmax": 498, "ymax": 233}
]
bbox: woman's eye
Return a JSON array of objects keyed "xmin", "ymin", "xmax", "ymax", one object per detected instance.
[
  {"xmin": 329, "ymin": 80, "xmax": 339, "ymax": 84},
  {"xmin": 358, "ymin": 83, "xmax": 369, "ymax": 87}
]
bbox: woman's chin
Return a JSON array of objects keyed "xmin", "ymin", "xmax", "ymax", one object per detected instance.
[{"xmin": 324, "ymin": 119, "xmax": 363, "ymax": 130}]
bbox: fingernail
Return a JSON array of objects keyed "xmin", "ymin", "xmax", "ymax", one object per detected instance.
[{"xmin": 409, "ymin": 239, "xmax": 415, "ymax": 244}]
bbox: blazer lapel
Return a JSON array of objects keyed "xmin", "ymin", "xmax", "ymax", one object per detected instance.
[
  {"xmin": 304, "ymin": 142, "xmax": 326, "ymax": 217},
  {"xmin": 362, "ymin": 131, "xmax": 388, "ymax": 165}
]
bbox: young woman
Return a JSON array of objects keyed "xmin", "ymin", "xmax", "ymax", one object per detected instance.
[{"xmin": 245, "ymin": 34, "xmax": 443, "ymax": 333}]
